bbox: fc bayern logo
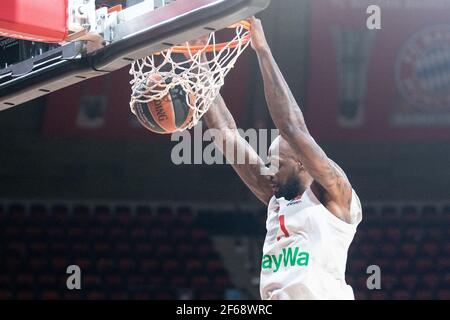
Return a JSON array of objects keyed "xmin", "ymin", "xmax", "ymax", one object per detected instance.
[{"xmin": 396, "ymin": 25, "xmax": 450, "ymax": 112}]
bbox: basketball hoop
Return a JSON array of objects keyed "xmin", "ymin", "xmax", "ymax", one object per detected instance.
[{"xmin": 129, "ymin": 20, "xmax": 252, "ymax": 131}]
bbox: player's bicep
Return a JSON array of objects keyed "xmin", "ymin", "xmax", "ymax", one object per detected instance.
[{"xmin": 283, "ymin": 130, "xmax": 351, "ymax": 197}]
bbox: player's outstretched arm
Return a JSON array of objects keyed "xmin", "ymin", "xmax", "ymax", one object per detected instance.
[
  {"xmin": 250, "ymin": 17, "xmax": 352, "ymax": 221},
  {"xmin": 203, "ymin": 94, "xmax": 273, "ymax": 205}
]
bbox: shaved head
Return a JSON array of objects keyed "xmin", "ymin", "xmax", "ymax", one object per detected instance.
[{"xmin": 266, "ymin": 136, "xmax": 312, "ymax": 200}]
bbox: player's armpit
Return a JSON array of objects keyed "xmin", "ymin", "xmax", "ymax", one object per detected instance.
[
  {"xmin": 203, "ymin": 95, "xmax": 272, "ymax": 205},
  {"xmin": 215, "ymin": 129, "xmax": 273, "ymax": 205}
]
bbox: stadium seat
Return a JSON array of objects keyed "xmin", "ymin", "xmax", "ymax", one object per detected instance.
[
  {"xmin": 16, "ymin": 291, "xmax": 36, "ymax": 300},
  {"xmin": 41, "ymin": 291, "xmax": 61, "ymax": 300},
  {"xmin": 414, "ymin": 290, "xmax": 434, "ymax": 300},
  {"xmin": 392, "ymin": 290, "xmax": 412, "ymax": 300}
]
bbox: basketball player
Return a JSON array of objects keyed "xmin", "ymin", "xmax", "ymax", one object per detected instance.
[{"xmin": 202, "ymin": 17, "xmax": 362, "ymax": 300}]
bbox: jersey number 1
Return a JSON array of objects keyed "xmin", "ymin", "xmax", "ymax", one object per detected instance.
[{"xmin": 277, "ymin": 215, "xmax": 290, "ymax": 241}]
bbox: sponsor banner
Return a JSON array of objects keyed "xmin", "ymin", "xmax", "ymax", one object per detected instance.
[{"xmin": 306, "ymin": 0, "xmax": 450, "ymax": 141}]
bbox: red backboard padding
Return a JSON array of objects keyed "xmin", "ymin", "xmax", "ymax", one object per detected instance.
[{"xmin": 0, "ymin": 0, "xmax": 68, "ymax": 43}]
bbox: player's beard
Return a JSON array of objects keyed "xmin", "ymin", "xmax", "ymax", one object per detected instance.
[{"xmin": 275, "ymin": 176, "xmax": 300, "ymax": 201}]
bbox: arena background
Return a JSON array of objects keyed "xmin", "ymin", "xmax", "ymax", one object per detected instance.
[{"xmin": 0, "ymin": 0, "xmax": 449, "ymax": 300}]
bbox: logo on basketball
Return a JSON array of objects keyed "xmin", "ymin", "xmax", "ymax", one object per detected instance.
[{"xmin": 396, "ymin": 25, "xmax": 450, "ymax": 112}]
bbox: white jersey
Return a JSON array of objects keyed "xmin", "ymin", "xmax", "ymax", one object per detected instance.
[{"xmin": 260, "ymin": 187, "xmax": 362, "ymax": 300}]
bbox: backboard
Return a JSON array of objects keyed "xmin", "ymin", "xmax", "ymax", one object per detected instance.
[{"xmin": 0, "ymin": 0, "xmax": 270, "ymax": 110}]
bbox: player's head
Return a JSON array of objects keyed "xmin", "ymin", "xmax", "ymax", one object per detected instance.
[{"xmin": 266, "ymin": 136, "xmax": 312, "ymax": 200}]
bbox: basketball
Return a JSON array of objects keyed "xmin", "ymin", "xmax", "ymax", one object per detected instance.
[{"xmin": 132, "ymin": 74, "xmax": 195, "ymax": 134}]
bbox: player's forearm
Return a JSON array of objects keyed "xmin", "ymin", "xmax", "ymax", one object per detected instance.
[
  {"xmin": 255, "ymin": 46, "xmax": 308, "ymax": 135},
  {"xmin": 203, "ymin": 94, "xmax": 238, "ymax": 131}
]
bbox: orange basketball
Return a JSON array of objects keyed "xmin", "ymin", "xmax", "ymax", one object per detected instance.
[{"xmin": 132, "ymin": 74, "xmax": 195, "ymax": 134}]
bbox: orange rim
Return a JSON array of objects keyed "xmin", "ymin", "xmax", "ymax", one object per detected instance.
[{"xmin": 168, "ymin": 20, "xmax": 251, "ymax": 54}]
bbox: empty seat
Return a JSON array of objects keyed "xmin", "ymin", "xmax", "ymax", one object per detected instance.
[
  {"xmin": 368, "ymin": 291, "xmax": 388, "ymax": 300},
  {"xmin": 52, "ymin": 258, "xmax": 68, "ymax": 269},
  {"xmin": 115, "ymin": 243, "xmax": 132, "ymax": 256},
  {"xmin": 0, "ymin": 291, "xmax": 13, "ymax": 299},
  {"xmin": 41, "ymin": 291, "xmax": 60, "ymax": 300},
  {"xmin": 424, "ymin": 227, "xmax": 444, "ymax": 241},
  {"xmin": 385, "ymin": 227, "xmax": 401, "ymax": 242},
  {"xmin": 4, "ymin": 226, "xmax": 21, "ymax": 238},
  {"xmin": 197, "ymin": 244, "xmax": 214, "ymax": 258},
  {"xmin": 162, "ymin": 259, "xmax": 181, "ymax": 273},
  {"xmin": 17, "ymin": 291, "xmax": 36, "ymax": 300},
  {"xmin": 72, "ymin": 243, "xmax": 91, "ymax": 255},
  {"xmin": 380, "ymin": 243, "xmax": 397, "ymax": 257},
  {"xmin": 148, "ymin": 275, "xmax": 165, "ymax": 286},
  {"xmin": 132, "ymin": 292, "xmax": 152, "ymax": 300},
  {"xmin": 84, "ymin": 276, "xmax": 102, "ymax": 288},
  {"xmin": 382, "ymin": 275, "xmax": 398, "ymax": 291},
  {"xmin": 176, "ymin": 243, "xmax": 194, "ymax": 257},
  {"xmin": 197, "ymin": 291, "xmax": 222, "ymax": 300},
  {"xmin": 115, "ymin": 206, "xmax": 133, "ymax": 225},
  {"xmin": 437, "ymin": 289, "xmax": 450, "ymax": 300},
  {"xmin": 402, "ymin": 206, "xmax": 419, "ymax": 224},
  {"xmin": 109, "ymin": 227, "xmax": 128, "ymax": 239},
  {"xmin": 140, "ymin": 259, "xmax": 159, "ymax": 272},
  {"xmin": 51, "ymin": 205, "xmax": 69, "ymax": 225},
  {"xmin": 415, "ymin": 258, "xmax": 434, "ymax": 273},
  {"xmin": 8, "ymin": 204, "xmax": 27, "ymax": 224},
  {"xmin": 0, "ymin": 275, "xmax": 13, "ymax": 287},
  {"xmin": 392, "ymin": 290, "xmax": 412, "ymax": 300},
  {"xmin": 68, "ymin": 227, "xmax": 87, "ymax": 238},
  {"xmin": 118, "ymin": 258, "xmax": 136, "ymax": 272},
  {"xmin": 63, "ymin": 292, "xmax": 83, "ymax": 300},
  {"xmin": 206, "ymin": 259, "xmax": 223, "ymax": 273},
  {"xmin": 399, "ymin": 274, "xmax": 418, "ymax": 290},
  {"xmin": 89, "ymin": 226, "xmax": 106, "ymax": 239},
  {"xmin": 192, "ymin": 228, "xmax": 209, "ymax": 242},
  {"xmin": 105, "ymin": 275, "xmax": 123, "ymax": 288},
  {"xmin": 213, "ymin": 276, "xmax": 231, "ymax": 289},
  {"xmin": 436, "ymin": 257, "xmax": 450, "ymax": 271},
  {"xmin": 128, "ymin": 275, "xmax": 146, "ymax": 287},
  {"xmin": 191, "ymin": 275, "xmax": 209, "ymax": 288},
  {"xmin": 77, "ymin": 258, "xmax": 93, "ymax": 270},
  {"xmin": 157, "ymin": 206, "xmax": 174, "ymax": 225},
  {"xmin": 135, "ymin": 206, "xmax": 153, "ymax": 224},
  {"xmin": 87, "ymin": 292, "xmax": 107, "ymax": 300},
  {"xmin": 72, "ymin": 205, "xmax": 91, "ymax": 223},
  {"xmin": 37, "ymin": 275, "xmax": 57, "ymax": 288},
  {"xmin": 170, "ymin": 276, "xmax": 188, "ymax": 287},
  {"xmin": 135, "ymin": 243, "xmax": 153, "ymax": 256},
  {"xmin": 414, "ymin": 290, "xmax": 434, "ymax": 300},
  {"xmin": 400, "ymin": 243, "xmax": 418, "ymax": 257},
  {"xmin": 156, "ymin": 244, "xmax": 172, "ymax": 257},
  {"xmin": 393, "ymin": 259, "xmax": 412, "ymax": 274},
  {"xmin": 97, "ymin": 258, "xmax": 115, "ymax": 272},
  {"xmin": 130, "ymin": 227, "xmax": 147, "ymax": 239},
  {"xmin": 94, "ymin": 242, "xmax": 111, "ymax": 254},
  {"xmin": 359, "ymin": 243, "xmax": 376, "ymax": 258},
  {"xmin": 49, "ymin": 242, "xmax": 67, "ymax": 253},
  {"xmin": 29, "ymin": 242, "xmax": 47, "ymax": 255},
  {"xmin": 177, "ymin": 207, "xmax": 194, "ymax": 225},
  {"xmin": 380, "ymin": 206, "xmax": 400, "ymax": 222},
  {"xmin": 154, "ymin": 291, "xmax": 174, "ymax": 300},
  {"xmin": 110, "ymin": 292, "xmax": 128, "ymax": 300},
  {"xmin": 29, "ymin": 258, "xmax": 48, "ymax": 271},
  {"xmin": 420, "ymin": 274, "xmax": 439, "ymax": 289},
  {"xmin": 94, "ymin": 206, "xmax": 112, "ymax": 224},
  {"xmin": 46, "ymin": 227, "xmax": 65, "ymax": 239},
  {"xmin": 7, "ymin": 242, "xmax": 27, "ymax": 255}
]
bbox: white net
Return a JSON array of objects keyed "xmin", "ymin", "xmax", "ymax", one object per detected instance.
[{"xmin": 129, "ymin": 22, "xmax": 251, "ymax": 131}]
